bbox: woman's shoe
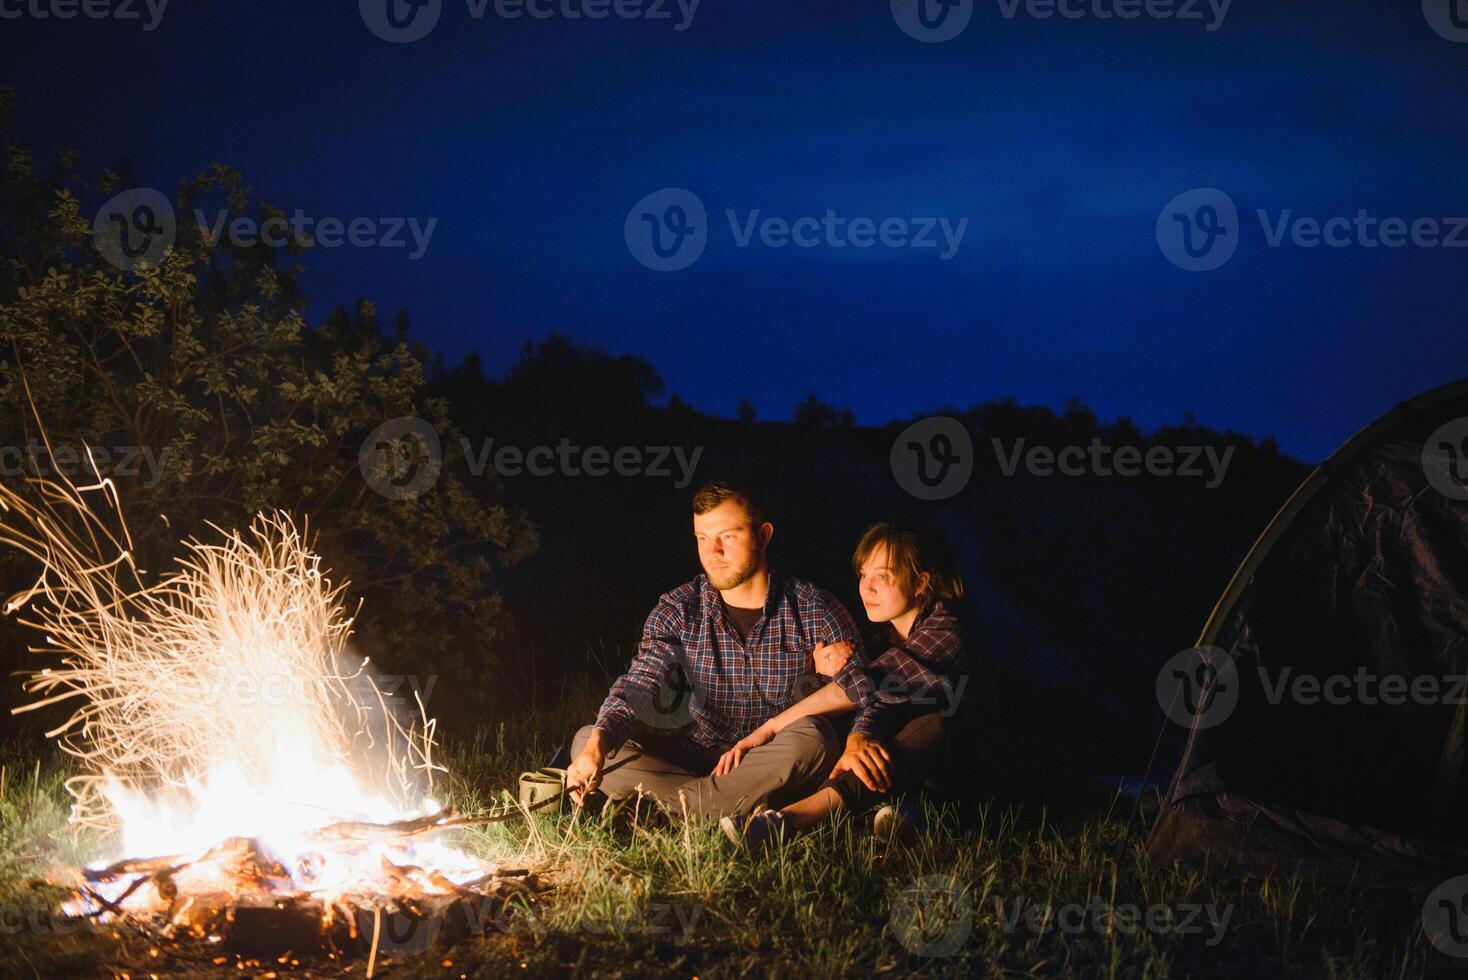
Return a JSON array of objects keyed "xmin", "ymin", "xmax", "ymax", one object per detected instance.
[{"xmin": 872, "ymin": 801, "xmax": 926, "ymax": 844}]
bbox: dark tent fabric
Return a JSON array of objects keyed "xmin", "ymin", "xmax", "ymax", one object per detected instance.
[{"xmin": 1148, "ymin": 379, "xmax": 1468, "ymax": 890}]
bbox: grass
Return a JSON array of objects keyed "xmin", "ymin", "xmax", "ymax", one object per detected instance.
[{"xmin": 0, "ymin": 701, "xmax": 1456, "ymax": 979}]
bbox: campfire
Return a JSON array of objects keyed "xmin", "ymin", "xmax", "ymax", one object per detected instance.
[{"xmin": 0, "ymin": 456, "xmax": 536, "ymax": 967}]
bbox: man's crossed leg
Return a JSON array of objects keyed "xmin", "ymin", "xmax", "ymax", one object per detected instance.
[{"xmin": 571, "ymin": 716, "xmax": 839, "ymax": 820}]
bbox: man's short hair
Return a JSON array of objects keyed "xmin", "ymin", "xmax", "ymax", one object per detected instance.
[{"xmin": 691, "ymin": 479, "xmax": 767, "ymax": 527}]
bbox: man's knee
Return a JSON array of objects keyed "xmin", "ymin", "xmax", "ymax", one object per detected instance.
[{"xmin": 781, "ymin": 715, "xmax": 840, "ymax": 769}]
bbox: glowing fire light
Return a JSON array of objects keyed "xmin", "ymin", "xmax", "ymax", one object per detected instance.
[{"xmin": 0, "ymin": 454, "xmax": 497, "ymax": 927}]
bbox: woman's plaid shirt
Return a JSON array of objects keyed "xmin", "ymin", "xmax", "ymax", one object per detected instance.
[{"xmin": 849, "ymin": 599, "xmax": 970, "ymax": 740}]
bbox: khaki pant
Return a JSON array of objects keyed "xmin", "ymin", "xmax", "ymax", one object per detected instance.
[{"xmin": 572, "ymin": 716, "xmax": 840, "ymax": 820}]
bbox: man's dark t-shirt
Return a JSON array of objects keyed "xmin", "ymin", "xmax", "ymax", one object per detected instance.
[{"xmin": 725, "ymin": 603, "xmax": 762, "ymax": 643}]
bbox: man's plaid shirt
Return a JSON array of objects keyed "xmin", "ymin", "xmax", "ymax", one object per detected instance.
[
  {"xmin": 849, "ymin": 599, "xmax": 969, "ymax": 740},
  {"xmin": 594, "ymin": 570, "xmax": 867, "ymax": 752}
]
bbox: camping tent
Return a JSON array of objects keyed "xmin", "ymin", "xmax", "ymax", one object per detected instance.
[{"xmin": 1148, "ymin": 378, "xmax": 1468, "ymax": 889}]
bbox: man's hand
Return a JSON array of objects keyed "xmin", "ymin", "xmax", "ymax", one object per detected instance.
[
  {"xmin": 813, "ymin": 639, "xmax": 854, "ymax": 676},
  {"xmin": 565, "ymin": 730, "xmax": 607, "ymax": 805},
  {"xmin": 713, "ymin": 724, "xmax": 775, "ymax": 776},
  {"xmin": 829, "ymin": 731, "xmax": 891, "ymax": 793}
]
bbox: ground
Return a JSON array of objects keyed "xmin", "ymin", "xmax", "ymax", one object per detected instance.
[{"xmin": 0, "ymin": 699, "xmax": 1457, "ymax": 978}]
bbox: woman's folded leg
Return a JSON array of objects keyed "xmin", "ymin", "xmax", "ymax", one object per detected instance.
[{"xmin": 824, "ymin": 710, "xmax": 947, "ymax": 815}]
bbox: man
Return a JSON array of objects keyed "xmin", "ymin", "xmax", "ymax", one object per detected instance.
[{"xmin": 566, "ymin": 480, "xmax": 868, "ymax": 819}]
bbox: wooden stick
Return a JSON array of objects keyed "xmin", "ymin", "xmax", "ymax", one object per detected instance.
[
  {"xmin": 84, "ymin": 837, "xmax": 248, "ymax": 881},
  {"xmin": 366, "ymin": 905, "xmax": 381, "ymax": 979}
]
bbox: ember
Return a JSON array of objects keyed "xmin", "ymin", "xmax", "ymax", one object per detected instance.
[{"xmin": 0, "ymin": 450, "xmax": 530, "ymax": 962}]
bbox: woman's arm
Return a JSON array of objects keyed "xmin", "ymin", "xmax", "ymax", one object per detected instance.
[
  {"xmin": 765, "ymin": 680, "xmax": 854, "ymax": 732},
  {"xmin": 711, "ymin": 680, "xmax": 856, "ymax": 776}
]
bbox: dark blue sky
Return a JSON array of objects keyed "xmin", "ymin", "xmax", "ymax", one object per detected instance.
[{"xmin": 6, "ymin": 0, "xmax": 1467, "ymax": 461}]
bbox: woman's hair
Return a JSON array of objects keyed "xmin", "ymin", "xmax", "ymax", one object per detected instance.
[{"xmin": 851, "ymin": 523, "xmax": 964, "ymax": 609}]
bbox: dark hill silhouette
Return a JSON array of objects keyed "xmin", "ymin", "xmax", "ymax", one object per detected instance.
[{"xmin": 438, "ymin": 334, "xmax": 1309, "ymax": 787}]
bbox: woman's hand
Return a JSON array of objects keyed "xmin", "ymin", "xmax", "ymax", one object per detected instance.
[
  {"xmin": 829, "ymin": 732, "xmax": 892, "ymax": 793},
  {"xmin": 813, "ymin": 639, "xmax": 854, "ymax": 676},
  {"xmin": 713, "ymin": 725, "xmax": 775, "ymax": 776}
]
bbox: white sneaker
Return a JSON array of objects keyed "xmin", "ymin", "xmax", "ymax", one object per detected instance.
[{"xmin": 873, "ymin": 802, "xmax": 925, "ymax": 843}]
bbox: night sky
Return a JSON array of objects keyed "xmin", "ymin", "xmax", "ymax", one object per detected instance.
[{"xmin": 6, "ymin": 0, "xmax": 1467, "ymax": 461}]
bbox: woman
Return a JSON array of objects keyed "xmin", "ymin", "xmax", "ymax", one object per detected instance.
[{"xmin": 717, "ymin": 522, "xmax": 970, "ymax": 848}]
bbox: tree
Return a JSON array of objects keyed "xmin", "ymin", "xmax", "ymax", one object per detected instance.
[
  {"xmin": 736, "ymin": 398, "xmax": 756, "ymax": 423},
  {"xmin": 0, "ymin": 89, "xmax": 535, "ymax": 699},
  {"xmin": 793, "ymin": 392, "xmax": 841, "ymax": 428}
]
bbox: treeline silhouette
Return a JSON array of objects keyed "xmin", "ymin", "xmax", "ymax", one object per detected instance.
[{"xmin": 439, "ymin": 334, "xmax": 1309, "ymax": 783}]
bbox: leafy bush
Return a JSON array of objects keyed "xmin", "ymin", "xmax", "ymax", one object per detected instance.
[{"xmin": 0, "ymin": 87, "xmax": 536, "ymax": 711}]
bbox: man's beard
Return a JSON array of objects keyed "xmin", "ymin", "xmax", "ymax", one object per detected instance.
[{"xmin": 705, "ymin": 551, "xmax": 762, "ymax": 591}]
